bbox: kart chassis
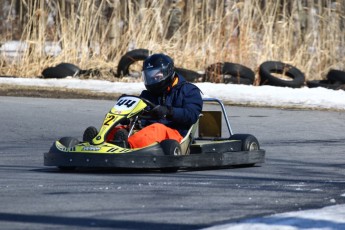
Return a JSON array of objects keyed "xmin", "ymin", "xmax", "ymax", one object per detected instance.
[{"xmin": 44, "ymin": 97, "xmax": 265, "ymax": 171}]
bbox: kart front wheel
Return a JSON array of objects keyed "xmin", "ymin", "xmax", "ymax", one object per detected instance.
[
  {"xmin": 160, "ymin": 139, "xmax": 182, "ymax": 156},
  {"xmin": 83, "ymin": 126, "xmax": 98, "ymax": 142},
  {"xmin": 160, "ymin": 140, "xmax": 181, "ymax": 173},
  {"xmin": 57, "ymin": 137, "xmax": 79, "ymax": 171},
  {"xmin": 59, "ymin": 137, "xmax": 79, "ymax": 148}
]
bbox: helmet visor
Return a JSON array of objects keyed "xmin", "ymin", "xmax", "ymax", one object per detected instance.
[{"xmin": 142, "ymin": 67, "xmax": 170, "ymax": 85}]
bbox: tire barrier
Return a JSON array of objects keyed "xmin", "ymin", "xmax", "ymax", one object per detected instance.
[
  {"xmin": 42, "ymin": 62, "xmax": 80, "ymax": 78},
  {"xmin": 116, "ymin": 49, "xmax": 149, "ymax": 77},
  {"xmin": 40, "ymin": 56, "xmax": 343, "ymax": 91},
  {"xmin": 259, "ymin": 61, "xmax": 305, "ymax": 88},
  {"xmin": 204, "ymin": 62, "xmax": 255, "ymax": 85},
  {"xmin": 306, "ymin": 80, "xmax": 343, "ymax": 90},
  {"xmin": 175, "ymin": 67, "xmax": 200, "ymax": 82},
  {"xmin": 326, "ymin": 69, "xmax": 345, "ymax": 84},
  {"xmin": 41, "ymin": 62, "xmax": 102, "ymax": 79},
  {"xmin": 116, "ymin": 49, "xmax": 200, "ymax": 82},
  {"xmin": 305, "ymin": 68, "xmax": 345, "ymax": 90}
]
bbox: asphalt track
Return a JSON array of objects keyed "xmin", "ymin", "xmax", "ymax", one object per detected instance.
[{"xmin": 0, "ymin": 96, "xmax": 344, "ymax": 230}]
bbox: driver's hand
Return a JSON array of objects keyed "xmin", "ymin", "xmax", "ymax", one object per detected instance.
[{"xmin": 150, "ymin": 105, "xmax": 173, "ymax": 119}]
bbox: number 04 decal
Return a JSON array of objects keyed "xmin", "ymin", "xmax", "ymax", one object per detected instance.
[
  {"xmin": 104, "ymin": 115, "xmax": 115, "ymax": 126},
  {"xmin": 114, "ymin": 97, "xmax": 140, "ymax": 110}
]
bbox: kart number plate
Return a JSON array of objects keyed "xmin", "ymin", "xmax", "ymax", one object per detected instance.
[{"xmin": 114, "ymin": 96, "xmax": 140, "ymax": 111}]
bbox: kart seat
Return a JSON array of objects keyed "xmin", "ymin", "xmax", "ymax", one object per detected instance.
[{"xmin": 179, "ymin": 115, "xmax": 201, "ymax": 155}]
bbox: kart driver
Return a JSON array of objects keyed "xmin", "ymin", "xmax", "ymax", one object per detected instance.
[{"xmin": 119, "ymin": 53, "xmax": 203, "ymax": 148}]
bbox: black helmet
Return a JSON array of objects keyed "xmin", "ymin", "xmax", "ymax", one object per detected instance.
[{"xmin": 142, "ymin": 53, "xmax": 175, "ymax": 95}]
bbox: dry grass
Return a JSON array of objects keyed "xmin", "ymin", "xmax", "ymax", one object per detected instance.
[{"xmin": 1, "ymin": 0, "xmax": 345, "ymax": 81}]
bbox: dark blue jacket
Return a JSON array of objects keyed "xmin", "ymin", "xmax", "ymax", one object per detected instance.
[{"xmin": 140, "ymin": 74, "xmax": 203, "ymax": 137}]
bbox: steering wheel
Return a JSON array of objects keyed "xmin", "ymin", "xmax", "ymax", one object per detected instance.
[
  {"xmin": 139, "ymin": 97, "xmax": 157, "ymax": 119},
  {"xmin": 140, "ymin": 97, "xmax": 156, "ymax": 108}
]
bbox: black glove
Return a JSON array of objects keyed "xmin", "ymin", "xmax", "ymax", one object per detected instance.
[{"xmin": 150, "ymin": 105, "xmax": 173, "ymax": 119}]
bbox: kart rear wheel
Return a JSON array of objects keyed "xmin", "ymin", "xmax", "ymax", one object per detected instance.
[
  {"xmin": 229, "ymin": 134, "xmax": 260, "ymax": 151},
  {"xmin": 229, "ymin": 134, "xmax": 260, "ymax": 167},
  {"xmin": 83, "ymin": 126, "xmax": 98, "ymax": 143}
]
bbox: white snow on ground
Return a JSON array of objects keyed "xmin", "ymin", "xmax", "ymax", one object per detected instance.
[
  {"xmin": 0, "ymin": 76, "xmax": 345, "ymax": 229},
  {"xmin": 1, "ymin": 77, "xmax": 345, "ymax": 111},
  {"xmin": 204, "ymin": 204, "xmax": 345, "ymax": 230}
]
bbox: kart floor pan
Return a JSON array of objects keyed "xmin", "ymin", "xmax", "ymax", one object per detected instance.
[{"xmin": 44, "ymin": 149, "xmax": 265, "ymax": 170}]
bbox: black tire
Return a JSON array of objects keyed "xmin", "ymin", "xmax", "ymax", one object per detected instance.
[
  {"xmin": 229, "ymin": 134, "xmax": 260, "ymax": 151},
  {"xmin": 204, "ymin": 62, "xmax": 255, "ymax": 85},
  {"xmin": 259, "ymin": 61, "xmax": 305, "ymax": 88},
  {"xmin": 229, "ymin": 134, "xmax": 260, "ymax": 167},
  {"xmin": 114, "ymin": 129, "xmax": 129, "ymax": 141},
  {"xmin": 42, "ymin": 62, "xmax": 80, "ymax": 78},
  {"xmin": 160, "ymin": 139, "xmax": 182, "ymax": 156},
  {"xmin": 117, "ymin": 49, "xmax": 149, "ymax": 77},
  {"xmin": 56, "ymin": 63, "xmax": 80, "ymax": 74},
  {"xmin": 107, "ymin": 129, "xmax": 130, "ymax": 148},
  {"xmin": 175, "ymin": 67, "xmax": 200, "ymax": 82},
  {"xmin": 306, "ymin": 80, "xmax": 343, "ymax": 90},
  {"xmin": 59, "ymin": 137, "xmax": 79, "ymax": 148},
  {"xmin": 222, "ymin": 62, "xmax": 255, "ymax": 85},
  {"xmin": 160, "ymin": 139, "xmax": 181, "ymax": 173},
  {"xmin": 57, "ymin": 137, "xmax": 79, "ymax": 171},
  {"xmin": 203, "ymin": 62, "xmax": 222, "ymax": 82},
  {"xmin": 326, "ymin": 69, "xmax": 345, "ymax": 84},
  {"xmin": 83, "ymin": 126, "xmax": 98, "ymax": 142}
]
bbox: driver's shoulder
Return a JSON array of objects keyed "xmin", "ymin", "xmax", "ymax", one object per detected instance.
[{"xmin": 177, "ymin": 81, "xmax": 201, "ymax": 97}]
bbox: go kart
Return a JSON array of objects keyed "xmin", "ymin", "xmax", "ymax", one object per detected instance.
[{"xmin": 44, "ymin": 95, "xmax": 265, "ymax": 172}]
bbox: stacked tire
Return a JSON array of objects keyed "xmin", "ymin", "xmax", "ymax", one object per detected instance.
[
  {"xmin": 116, "ymin": 49, "xmax": 199, "ymax": 82},
  {"xmin": 307, "ymin": 69, "xmax": 345, "ymax": 90},
  {"xmin": 116, "ymin": 49, "xmax": 149, "ymax": 77},
  {"xmin": 204, "ymin": 62, "xmax": 255, "ymax": 85},
  {"xmin": 259, "ymin": 61, "xmax": 305, "ymax": 88}
]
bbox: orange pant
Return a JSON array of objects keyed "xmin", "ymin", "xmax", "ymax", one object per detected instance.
[{"xmin": 128, "ymin": 123, "xmax": 183, "ymax": 149}]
